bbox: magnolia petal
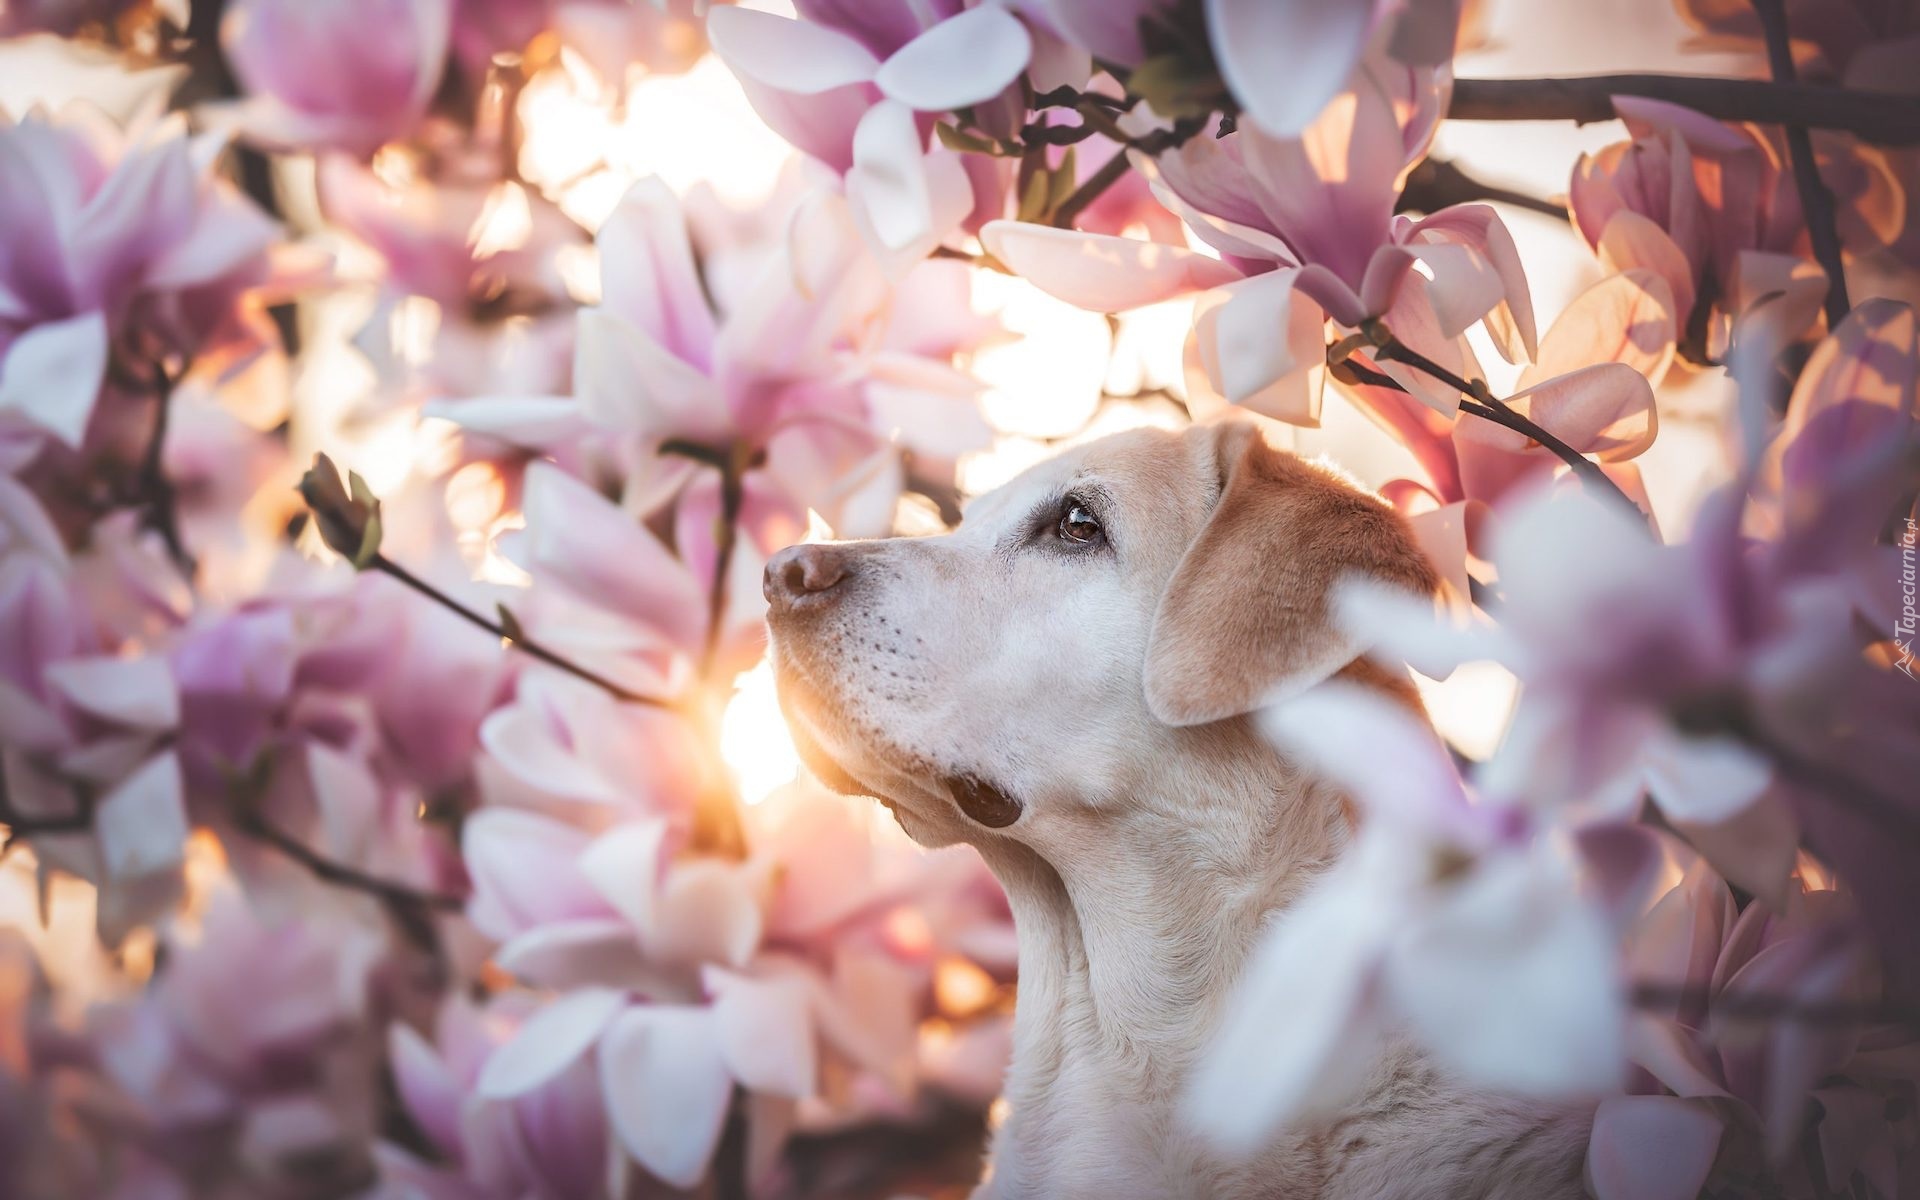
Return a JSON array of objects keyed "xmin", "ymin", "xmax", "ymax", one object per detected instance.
[
  {"xmin": 0, "ymin": 310, "xmax": 110, "ymax": 447},
  {"xmin": 1185, "ymin": 842, "xmax": 1402, "ymax": 1152},
  {"xmin": 596, "ymin": 179, "xmax": 718, "ymax": 369},
  {"xmin": 478, "ymin": 703, "xmax": 624, "ymax": 806},
  {"xmin": 1518, "ymin": 362, "xmax": 1659, "ymax": 461},
  {"xmin": 94, "ymin": 751, "xmax": 188, "ymax": 881},
  {"xmin": 45, "ymin": 655, "xmax": 178, "ymax": 729},
  {"xmin": 1596, "ymin": 212, "xmax": 1695, "ymax": 338},
  {"xmin": 1207, "ymin": 0, "xmax": 1376, "ymax": 137},
  {"xmin": 425, "ymin": 394, "xmax": 588, "ymax": 446},
  {"xmin": 477, "ymin": 987, "xmax": 626, "ymax": 1099},
  {"xmin": 577, "ymin": 819, "xmax": 672, "ymax": 935},
  {"xmin": 1389, "ymin": 850, "xmax": 1625, "ymax": 1097},
  {"xmin": 847, "ymin": 101, "xmax": 940, "ymax": 254},
  {"xmin": 874, "ymin": 7, "xmax": 1032, "ymax": 112},
  {"xmin": 704, "ymin": 6, "xmax": 878, "ymax": 94},
  {"xmin": 1521, "ymin": 269, "xmax": 1677, "ymax": 390},
  {"xmin": 1207, "ymin": 270, "xmax": 1327, "ymax": 416},
  {"xmin": 574, "ymin": 307, "xmax": 725, "ymax": 440},
  {"xmin": 597, "ymin": 1005, "xmax": 734, "ymax": 1189},
  {"xmin": 1259, "ymin": 683, "xmax": 1472, "ymax": 840},
  {"xmin": 1406, "ymin": 242, "xmax": 1505, "ymax": 341},
  {"xmin": 978, "ymin": 221, "xmax": 1240, "ymax": 312},
  {"xmin": 1585, "ymin": 1095, "xmax": 1722, "ymax": 1200},
  {"xmin": 1409, "ymin": 204, "xmax": 1540, "ymax": 362},
  {"xmin": 705, "ymin": 966, "xmax": 819, "ymax": 1099}
]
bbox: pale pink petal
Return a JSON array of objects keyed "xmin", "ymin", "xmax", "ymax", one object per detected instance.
[
  {"xmin": 846, "ymin": 101, "xmax": 941, "ymax": 253},
  {"xmin": 1409, "ymin": 204, "xmax": 1540, "ymax": 361},
  {"xmin": 460, "ymin": 807, "xmax": 604, "ymax": 940},
  {"xmin": 423, "ymin": 394, "xmax": 589, "ymax": 446},
  {"xmin": 478, "ymin": 703, "xmax": 625, "ymax": 806},
  {"xmin": 1517, "ymin": 362, "xmax": 1660, "ymax": 461},
  {"xmin": 1595, "ymin": 213, "xmax": 1695, "ymax": 341},
  {"xmin": 576, "ymin": 819, "xmax": 671, "ymax": 933},
  {"xmin": 597, "ymin": 1004, "xmax": 734, "ymax": 1189},
  {"xmin": 1204, "ymin": 270, "xmax": 1328, "ymax": 418},
  {"xmin": 389, "ymin": 1022, "xmax": 463, "ymax": 1159},
  {"xmin": 477, "ymin": 987, "xmax": 626, "ymax": 1099},
  {"xmin": 1521, "ymin": 269, "xmax": 1677, "ymax": 389},
  {"xmin": 707, "ymin": 7, "xmax": 879, "ymax": 172},
  {"xmin": 573, "ymin": 308, "xmax": 727, "ymax": 441},
  {"xmin": 1388, "ymin": 850, "xmax": 1625, "ymax": 1096},
  {"xmin": 874, "ymin": 7, "xmax": 1032, "ymax": 112},
  {"xmin": 596, "ymin": 178, "xmax": 717, "ymax": 370},
  {"xmin": 1185, "ymin": 843, "xmax": 1398, "ymax": 1151},
  {"xmin": 494, "ymin": 919, "xmax": 663, "ymax": 994},
  {"xmin": 94, "ymin": 751, "xmax": 188, "ymax": 881},
  {"xmin": 0, "ymin": 310, "xmax": 110, "ymax": 447},
  {"xmin": 1259, "ymin": 682, "xmax": 1473, "ymax": 839},
  {"xmin": 1207, "ymin": 0, "xmax": 1376, "ymax": 137},
  {"xmin": 978, "ymin": 221, "xmax": 1240, "ymax": 312},
  {"xmin": 705, "ymin": 966, "xmax": 819, "ymax": 1099},
  {"xmin": 1406, "ymin": 241, "xmax": 1505, "ymax": 340},
  {"xmin": 45, "ymin": 655, "xmax": 178, "ymax": 728},
  {"xmin": 1585, "ymin": 1095, "xmax": 1722, "ymax": 1200}
]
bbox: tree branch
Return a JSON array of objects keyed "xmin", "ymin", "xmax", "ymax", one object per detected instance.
[
  {"xmin": 1449, "ymin": 75, "xmax": 1920, "ymax": 146},
  {"xmin": 1396, "ymin": 157, "xmax": 1569, "ymax": 224},
  {"xmin": 1361, "ymin": 328, "xmax": 1642, "ymax": 514},
  {"xmin": 370, "ymin": 554, "xmax": 677, "ymax": 710},
  {"xmin": 1751, "ymin": 0, "xmax": 1853, "ymax": 327}
]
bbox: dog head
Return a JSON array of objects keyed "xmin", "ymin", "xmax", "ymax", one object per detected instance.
[{"xmin": 763, "ymin": 417, "xmax": 1437, "ymax": 852}]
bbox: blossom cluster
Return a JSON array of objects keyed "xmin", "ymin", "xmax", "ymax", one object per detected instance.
[{"xmin": 0, "ymin": 0, "xmax": 1915, "ymax": 1198}]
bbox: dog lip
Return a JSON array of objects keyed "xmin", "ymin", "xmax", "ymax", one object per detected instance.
[{"xmin": 944, "ymin": 775, "xmax": 1023, "ymax": 828}]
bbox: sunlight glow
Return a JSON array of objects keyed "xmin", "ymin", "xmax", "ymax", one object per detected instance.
[{"xmin": 719, "ymin": 660, "xmax": 801, "ymax": 806}]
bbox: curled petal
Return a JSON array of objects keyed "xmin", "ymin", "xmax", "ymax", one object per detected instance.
[
  {"xmin": 1409, "ymin": 204, "xmax": 1539, "ymax": 362},
  {"xmin": 598, "ymin": 1004, "xmax": 734, "ymax": 1189},
  {"xmin": 979, "ymin": 221, "xmax": 1240, "ymax": 312},
  {"xmin": 1521, "ymin": 269, "xmax": 1677, "ymax": 390},
  {"xmin": 0, "ymin": 310, "xmax": 110, "ymax": 447},
  {"xmin": 1585, "ymin": 1095, "xmax": 1723, "ymax": 1200},
  {"xmin": 1595, "ymin": 213, "xmax": 1695, "ymax": 341},
  {"xmin": 705, "ymin": 967, "xmax": 819, "ymax": 1099},
  {"xmin": 1199, "ymin": 270, "xmax": 1329, "ymax": 423},
  {"xmin": 477, "ymin": 988, "xmax": 626, "ymax": 1099},
  {"xmin": 873, "ymin": 7, "xmax": 1032, "ymax": 112},
  {"xmin": 1207, "ymin": 0, "xmax": 1377, "ymax": 138},
  {"xmin": 707, "ymin": 7, "xmax": 880, "ymax": 172}
]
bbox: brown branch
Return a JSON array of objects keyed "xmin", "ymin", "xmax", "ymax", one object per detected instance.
[
  {"xmin": 1053, "ymin": 146, "xmax": 1133, "ymax": 228},
  {"xmin": 1448, "ymin": 75, "xmax": 1920, "ymax": 146},
  {"xmin": 1396, "ymin": 157, "xmax": 1569, "ymax": 224},
  {"xmin": 133, "ymin": 355, "xmax": 192, "ymax": 576},
  {"xmin": 1631, "ymin": 982, "xmax": 1920, "ymax": 1028},
  {"xmin": 230, "ymin": 807, "xmax": 463, "ymax": 913},
  {"xmin": 370, "ymin": 553, "xmax": 676, "ymax": 710},
  {"xmin": 1340, "ymin": 325, "xmax": 1642, "ymax": 515},
  {"xmin": 1751, "ymin": 0, "xmax": 1852, "ymax": 327}
]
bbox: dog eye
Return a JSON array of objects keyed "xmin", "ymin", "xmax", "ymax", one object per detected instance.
[{"xmin": 1057, "ymin": 499, "xmax": 1102, "ymax": 545}]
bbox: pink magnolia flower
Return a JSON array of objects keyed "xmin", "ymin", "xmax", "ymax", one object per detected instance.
[
  {"xmin": 1187, "ymin": 682, "xmax": 1623, "ymax": 1153},
  {"xmin": 435, "ymin": 179, "xmax": 988, "ymax": 622},
  {"xmin": 378, "ymin": 992, "xmax": 612, "ymax": 1200},
  {"xmin": 1673, "ymin": 0, "xmax": 1920, "ymax": 88},
  {"xmin": 1594, "ymin": 840, "xmax": 1919, "ymax": 1200},
  {"xmin": 983, "ymin": 60, "xmax": 1547, "ymax": 425},
  {"xmin": 1570, "ymin": 98, "xmax": 1902, "ymax": 359},
  {"xmin": 318, "ymin": 154, "xmax": 584, "ymax": 400},
  {"xmin": 708, "ymin": 1, "xmax": 1058, "ymax": 254},
  {"xmin": 1339, "ymin": 304, "xmax": 1920, "ymax": 987},
  {"xmin": 1046, "ymin": 0, "xmax": 1463, "ymax": 136},
  {"xmin": 77, "ymin": 882, "xmax": 390, "ymax": 1196},
  {"xmin": 0, "ymin": 103, "xmax": 280, "ymax": 458},
  {"xmin": 217, "ymin": 0, "xmax": 452, "ymax": 156},
  {"xmin": 458, "ymin": 772, "xmax": 1010, "ymax": 1190}
]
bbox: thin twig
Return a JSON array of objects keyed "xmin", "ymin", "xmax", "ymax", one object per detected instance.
[
  {"xmin": 1448, "ymin": 75, "xmax": 1920, "ymax": 146},
  {"xmin": 1396, "ymin": 157, "xmax": 1569, "ymax": 223},
  {"xmin": 230, "ymin": 807, "xmax": 463, "ymax": 912},
  {"xmin": 1356, "ymin": 329, "xmax": 1642, "ymax": 513},
  {"xmin": 370, "ymin": 554, "xmax": 676, "ymax": 709},
  {"xmin": 1751, "ymin": 0, "xmax": 1853, "ymax": 327},
  {"xmin": 701, "ymin": 458, "xmax": 746, "ymax": 678},
  {"xmin": 136, "ymin": 360, "xmax": 194, "ymax": 577},
  {"xmin": 1053, "ymin": 146, "xmax": 1133, "ymax": 228},
  {"xmin": 1631, "ymin": 982, "xmax": 1920, "ymax": 1028}
]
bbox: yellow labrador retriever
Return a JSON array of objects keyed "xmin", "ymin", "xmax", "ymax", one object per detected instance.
[{"xmin": 763, "ymin": 418, "xmax": 1591, "ymax": 1199}]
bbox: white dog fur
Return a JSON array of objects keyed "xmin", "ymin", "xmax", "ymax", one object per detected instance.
[{"xmin": 764, "ymin": 418, "xmax": 1593, "ymax": 1199}]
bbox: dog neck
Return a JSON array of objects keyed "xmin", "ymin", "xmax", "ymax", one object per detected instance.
[{"xmin": 972, "ymin": 719, "xmax": 1349, "ymax": 1196}]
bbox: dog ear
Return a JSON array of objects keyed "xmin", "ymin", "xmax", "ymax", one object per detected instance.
[{"xmin": 1143, "ymin": 421, "xmax": 1439, "ymax": 727}]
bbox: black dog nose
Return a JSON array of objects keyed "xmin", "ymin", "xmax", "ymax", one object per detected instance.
[{"xmin": 764, "ymin": 544, "xmax": 852, "ymax": 612}]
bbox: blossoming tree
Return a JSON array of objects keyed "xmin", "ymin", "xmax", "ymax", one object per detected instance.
[{"xmin": 0, "ymin": 0, "xmax": 1915, "ymax": 1197}]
